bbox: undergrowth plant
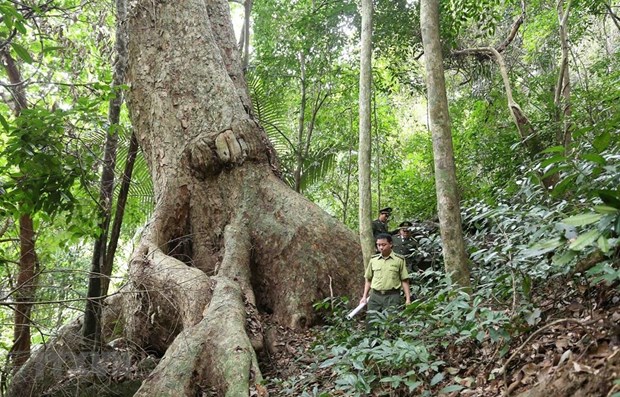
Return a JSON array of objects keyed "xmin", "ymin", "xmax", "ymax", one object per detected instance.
[{"xmin": 303, "ymin": 271, "xmax": 515, "ymax": 396}]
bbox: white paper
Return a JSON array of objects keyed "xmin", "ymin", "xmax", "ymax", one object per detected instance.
[{"xmin": 346, "ymin": 301, "xmax": 367, "ymax": 319}]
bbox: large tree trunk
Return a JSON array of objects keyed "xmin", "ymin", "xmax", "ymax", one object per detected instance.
[
  {"xmin": 118, "ymin": 0, "xmax": 361, "ymax": 394},
  {"xmin": 420, "ymin": 0, "xmax": 471, "ymax": 290}
]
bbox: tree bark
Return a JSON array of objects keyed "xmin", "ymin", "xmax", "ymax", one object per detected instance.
[
  {"xmin": 116, "ymin": 0, "xmax": 362, "ymax": 394},
  {"xmin": 420, "ymin": 0, "xmax": 471, "ymax": 290},
  {"xmin": 294, "ymin": 52, "xmax": 307, "ymax": 193},
  {"xmin": 7, "ymin": 1, "xmax": 362, "ymax": 394},
  {"xmin": 1, "ymin": 48, "xmax": 38, "ymax": 371},
  {"xmin": 10, "ymin": 214, "xmax": 37, "ymax": 369},
  {"xmin": 359, "ymin": 0, "xmax": 374, "ymax": 265},
  {"xmin": 83, "ymin": 0, "xmax": 129, "ymax": 345},
  {"xmin": 554, "ymin": 0, "xmax": 572, "ymax": 149}
]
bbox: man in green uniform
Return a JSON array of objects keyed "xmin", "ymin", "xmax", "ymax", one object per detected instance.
[
  {"xmin": 360, "ymin": 233, "xmax": 410, "ymax": 327},
  {"xmin": 372, "ymin": 207, "xmax": 392, "ymax": 238},
  {"xmin": 392, "ymin": 221, "xmax": 419, "ymax": 274}
]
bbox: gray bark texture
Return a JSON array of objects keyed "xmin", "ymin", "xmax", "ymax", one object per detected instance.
[
  {"xmin": 122, "ymin": 0, "xmax": 362, "ymax": 393},
  {"xmin": 358, "ymin": 0, "xmax": 374, "ymax": 265},
  {"xmin": 420, "ymin": 0, "xmax": 471, "ymax": 290},
  {"xmin": 7, "ymin": 0, "xmax": 362, "ymax": 396}
]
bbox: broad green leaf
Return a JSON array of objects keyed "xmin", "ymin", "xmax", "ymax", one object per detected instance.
[
  {"xmin": 569, "ymin": 229, "xmax": 601, "ymax": 251},
  {"xmin": 11, "ymin": 42, "xmax": 33, "ymax": 63},
  {"xmin": 597, "ymin": 235, "xmax": 610, "ymax": 253},
  {"xmin": 541, "ymin": 166, "xmax": 562, "ymax": 179},
  {"xmin": 439, "ymin": 384, "xmax": 465, "ymax": 393},
  {"xmin": 0, "ymin": 113, "xmax": 10, "ymax": 132},
  {"xmin": 594, "ymin": 205, "xmax": 619, "ymax": 214},
  {"xmin": 540, "ymin": 155, "xmax": 566, "ymax": 168},
  {"xmin": 552, "ymin": 250, "xmax": 577, "ymax": 266},
  {"xmin": 14, "ymin": 20, "xmax": 26, "ymax": 34},
  {"xmin": 521, "ymin": 237, "xmax": 563, "ymax": 258},
  {"xmin": 562, "ymin": 213, "xmax": 602, "ymax": 226},
  {"xmin": 592, "ymin": 131, "xmax": 611, "ymax": 152},
  {"xmin": 540, "ymin": 145, "xmax": 566, "ymax": 154},
  {"xmin": 598, "ymin": 190, "xmax": 620, "ymax": 209},
  {"xmin": 552, "ymin": 174, "xmax": 577, "ymax": 197},
  {"xmin": 581, "ymin": 153, "xmax": 606, "ymax": 165},
  {"xmin": 42, "ymin": 46, "xmax": 65, "ymax": 54},
  {"xmin": 430, "ymin": 372, "xmax": 444, "ymax": 386}
]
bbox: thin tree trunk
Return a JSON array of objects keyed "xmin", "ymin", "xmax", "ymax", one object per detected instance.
[
  {"xmin": 10, "ymin": 214, "xmax": 37, "ymax": 369},
  {"xmin": 343, "ymin": 109, "xmax": 355, "ymax": 224},
  {"xmin": 420, "ymin": 0, "xmax": 471, "ymax": 290},
  {"xmin": 555, "ymin": 0, "xmax": 572, "ymax": 149},
  {"xmin": 83, "ymin": 0, "xmax": 128, "ymax": 345},
  {"xmin": 102, "ymin": 132, "xmax": 139, "ymax": 296},
  {"xmin": 1, "ymin": 48, "xmax": 38, "ymax": 371},
  {"xmin": 359, "ymin": 0, "xmax": 374, "ymax": 265},
  {"xmin": 239, "ymin": 0, "xmax": 252, "ymax": 71},
  {"xmin": 294, "ymin": 52, "xmax": 306, "ymax": 193}
]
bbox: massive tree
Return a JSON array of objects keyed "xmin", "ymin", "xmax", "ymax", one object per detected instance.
[
  {"xmin": 121, "ymin": 0, "xmax": 363, "ymax": 393},
  {"xmin": 9, "ymin": 0, "xmax": 362, "ymax": 395}
]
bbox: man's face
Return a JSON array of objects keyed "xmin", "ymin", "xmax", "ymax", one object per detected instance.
[
  {"xmin": 399, "ymin": 228, "xmax": 411, "ymax": 238},
  {"xmin": 376, "ymin": 238, "xmax": 392, "ymax": 256},
  {"xmin": 379, "ymin": 212, "xmax": 390, "ymax": 222}
]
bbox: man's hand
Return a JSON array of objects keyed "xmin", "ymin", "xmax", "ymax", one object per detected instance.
[{"xmin": 359, "ymin": 296, "xmax": 367, "ymax": 305}]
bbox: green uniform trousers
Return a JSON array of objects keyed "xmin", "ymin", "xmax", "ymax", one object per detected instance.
[{"xmin": 366, "ymin": 289, "xmax": 402, "ymax": 330}]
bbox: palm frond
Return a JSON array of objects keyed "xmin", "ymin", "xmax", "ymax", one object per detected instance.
[
  {"xmin": 246, "ymin": 71, "xmax": 292, "ymax": 155},
  {"xmin": 299, "ymin": 147, "xmax": 338, "ymax": 192}
]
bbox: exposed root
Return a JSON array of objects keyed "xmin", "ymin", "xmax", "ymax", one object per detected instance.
[{"xmin": 122, "ymin": 243, "xmax": 213, "ymax": 353}]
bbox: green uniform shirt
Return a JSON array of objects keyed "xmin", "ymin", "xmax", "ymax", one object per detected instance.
[
  {"xmin": 364, "ymin": 253, "xmax": 409, "ymax": 291},
  {"xmin": 372, "ymin": 219, "xmax": 388, "ymax": 238},
  {"xmin": 393, "ymin": 235, "xmax": 418, "ymax": 270}
]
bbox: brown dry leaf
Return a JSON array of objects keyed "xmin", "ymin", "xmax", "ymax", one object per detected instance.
[
  {"xmin": 522, "ymin": 363, "xmax": 539, "ymax": 376},
  {"xmin": 555, "ymin": 338, "xmax": 569, "ymax": 351},
  {"xmin": 457, "ymin": 376, "xmax": 476, "ymax": 387},
  {"xmin": 590, "ymin": 342, "xmax": 611, "ymax": 358},
  {"xmin": 572, "ymin": 361, "xmax": 597, "ymax": 374}
]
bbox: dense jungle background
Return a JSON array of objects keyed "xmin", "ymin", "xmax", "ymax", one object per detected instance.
[{"xmin": 0, "ymin": 0, "xmax": 619, "ymax": 396}]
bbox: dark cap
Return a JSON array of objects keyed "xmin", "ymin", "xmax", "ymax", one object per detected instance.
[
  {"xmin": 379, "ymin": 207, "xmax": 392, "ymax": 214},
  {"xmin": 399, "ymin": 221, "xmax": 413, "ymax": 228}
]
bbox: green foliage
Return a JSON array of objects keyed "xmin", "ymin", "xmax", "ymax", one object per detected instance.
[
  {"xmin": 0, "ymin": 106, "xmax": 97, "ymax": 217},
  {"xmin": 300, "ymin": 272, "xmax": 515, "ymax": 395}
]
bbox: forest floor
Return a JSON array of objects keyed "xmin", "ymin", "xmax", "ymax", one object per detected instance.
[{"xmin": 259, "ymin": 277, "xmax": 620, "ymax": 396}]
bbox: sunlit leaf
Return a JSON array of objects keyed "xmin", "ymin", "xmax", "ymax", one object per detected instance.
[
  {"xmin": 597, "ymin": 235, "xmax": 610, "ymax": 253},
  {"xmin": 569, "ymin": 229, "xmax": 601, "ymax": 251},
  {"xmin": 521, "ymin": 237, "xmax": 563, "ymax": 258},
  {"xmin": 594, "ymin": 205, "xmax": 619, "ymax": 214},
  {"xmin": 439, "ymin": 384, "xmax": 465, "ymax": 393},
  {"xmin": 11, "ymin": 42, "xmax": 33, "ymax": 63},
  {"xmin": 539, "ymin": 145, "xmax": 565, "ymax": 154},
  {"xmin": 562, "ymin": 213, "xmax": 602, "ymax": 226},
  {"xmin": 0, "ymin": 113, "xmax": 10, "ymax": 132}
]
